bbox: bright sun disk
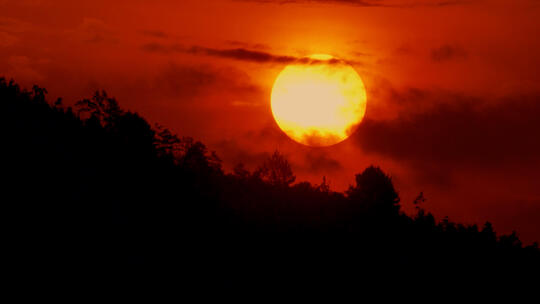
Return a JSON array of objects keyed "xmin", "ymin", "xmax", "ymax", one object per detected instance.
[{"xmin": 270, "ymin": 54, "xmax": 367, "ymax": 147}]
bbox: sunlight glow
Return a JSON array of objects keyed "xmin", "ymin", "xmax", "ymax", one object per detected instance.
[{"xmin": 271, "ymin": 54, "xmax": 367, "ymax": 146}]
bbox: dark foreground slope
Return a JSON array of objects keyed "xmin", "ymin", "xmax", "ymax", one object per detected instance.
[{"xmin": 2, "ymin": 78, "xmax": 539, "ymax": 286}]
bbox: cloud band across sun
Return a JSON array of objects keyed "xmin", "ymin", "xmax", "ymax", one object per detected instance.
[{"xmin": 141, "ymin": 43, "xmax": 359, "ymax": 65}]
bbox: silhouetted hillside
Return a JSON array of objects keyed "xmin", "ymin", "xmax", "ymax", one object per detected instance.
[{"xmin": 2, "ymin": 78, "xmax": 538, "ymax": 286}]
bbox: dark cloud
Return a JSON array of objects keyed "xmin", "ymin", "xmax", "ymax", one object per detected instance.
[
  {"xmin": 236, "ymin": 0, "xmax": 473, "ymax": 8},
  {"xmin": 355, "ymin": 90, "xmax": 540, "ymax": 171},
  {"xmin": 244, "ymin": 122, "xmax": 293, "ymax": 144},
  {"xmin": 140, "ymin": 42, "xmax": 183, "ymax": 53},
  {"xmin": 152, "ymin": 63, "xmax": 263, "ymax": 102},
  {"xmin": 431, "ymin": 45, "xmax": 468, "ymax": 62},
  {"xmin": 224, "ymin": 40, "xmax": 271, "ymax": 50},
  {"xmin": 105, "ymin": 63, "xmax": 263, "ymax": 109},
  {"xmin": 140, "ymin": 29, "xmax": 168, "ymax": 38},
  {"xmin": 303, "ymin": 150, "xmax": 343, "ymax": 173},
  {"xmin": 240, "ymin": 0, "xmax": 386, "ymax": 6},
  {"xmin": 214, "ymin": 121, "xmax": 343, "ymax": 177},
  {"xmin": 141, "ymin": 43, "xmax": 358, "ymax": 65},
  {"xmin": 214, "ymin": 139, "xmax": 272, "ymax": 169},
  {"xmin": 488, "ymin": 199, "xmax": 540, "ymax": 242},
  {"xmin": 298, "ymin": 131, "xmax": 345, "ymax": 147},
  {"xmin": 155, "ymin": 64, "xmax": 219, "ymax": 100},
  {"xmin": 189, "ymin": 46, "xmax": 302, "ymax": 63}
]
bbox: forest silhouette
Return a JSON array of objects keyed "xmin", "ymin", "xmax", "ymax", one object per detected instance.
[{"xmin": 2, "ymin": 77, "xmax": 539, "ymax": 285}]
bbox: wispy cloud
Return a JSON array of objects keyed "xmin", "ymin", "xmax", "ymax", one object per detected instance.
[
  {"xmin": 431, "ymin": 44, "xmax": 468, "ymax": 62},
  {"xmin": 139, "ymin": 29, "xmax": 169, "ymax": 38},
  {"xmin": 235, "ymin": 0, "xmax": 474, "ymax": 8},
  {"xmin": 141, "ymin": 43, "xmax": 359, "ymax": 65}
]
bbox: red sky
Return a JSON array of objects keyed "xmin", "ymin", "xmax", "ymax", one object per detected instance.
[{"xmin": 2, "ymin": 0, "xmax": 540, "ymax": 243}]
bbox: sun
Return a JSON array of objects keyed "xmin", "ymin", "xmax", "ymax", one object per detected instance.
[{"xmin": 271, "ymin": 54, "xmax": 367, "ymax": 147}]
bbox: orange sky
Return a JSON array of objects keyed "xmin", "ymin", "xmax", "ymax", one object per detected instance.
[{"xmin": 2, "ymin": 0, "xmax": 540, "ymax": 243}]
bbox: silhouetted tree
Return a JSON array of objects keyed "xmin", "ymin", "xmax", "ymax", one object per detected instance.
[
  {"xmin": 175, "ymin": 137, "xmax": 222, "ymax": 177},
  {"xmin": 154, "ymin": 124, "xmax": 182, "ymax": 161},
  {"xmin": 233, "ymin": 163, "xmax": 250, "ymax": 179},
  {"xmin": 76, "ymin": 90, "xmax": 122, "ymax": 127},
  {"xmin": 317, "ymin": 176, "xmax": 331, "ymax": 193},
  {"xmin": 2, "ymin": 77, "xmax": 538, "ymax": 285},
  {"xmin": 499, "ymin": 231, "xmax": 522, "ymax": 250},
  {"xmin": 254, "ymin": 150, "xmax": 296, "ymax": 186},
  {"xmin": 346, "ymin": 165, "xmax": 400, "ymax": 216},
  {"xmin": 413, "ymin": 192, "xmax": 426, "ymax": 210}
]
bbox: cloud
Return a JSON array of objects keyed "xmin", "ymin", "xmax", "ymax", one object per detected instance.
[
  {"xmin": 189, "ymin": 46, "xmax": 304, "ymax": 64},
  {"xmin": 139, "ymin": 29, "xmax": 169, "ymax": 38},
  {"xmin": 236, "ymin": 0, "xmax": 473, "ymax": 8},
  {"xmin": 148, "ymin": 63, "xmax": 263, "ymax": 106},
  {"xmin": 354, "ymin": 89, "xmax": 540, "ymax": 172},
  {"xmin": 487, "ymin": 198, "xmax": 540, "ymax": 242},
  {"xmin": 240, "ymin": 0, "xmax": 385, "ymax": 6},
  {"xmin": 155, "ymin": 64, "xmax": 220, "ymax": 100},
  {"xmin": 431, "ymin": 44, "xmax": 468, "ymax": 62},
  {"xmin": 303, "ymin": 150, "xmax": 343, "ymax": 173},
  {"xmin": 68, "ymin": 18, "xmax": 117, "ymax": 44},
  {"xmin": 141, "ymin": 42, "xmax": 180, "ymax": 53},
  {"xmin": 224, "ymin": 40, "xmax": 271, "ymax": 50},
  {"xmin": 0, "ymin": 17, "xmax": 31, "ymax": 47},
  {"xmin": 213, "ymin": 121, "xmax": 344, "ymax": 179},
  {"xmin": 0, "ymin": 17, "xmax": 30, "ymax": 33},
  {"xmin": 141, "ymin": 43, "xmax": 358, "ymax": 65},
  {"xmin": 0, "ymin": 0, "xmax": 46, "ymax": 6},
  {"xmin": 214, "ymin": 139, "xmax": 272, "ymax": 169},
  {"xmin": 0, "ymin": 31, "xmax": 18, "ymax": 47},
  {"xmin": 6, "ymin": 55, "xmax": 43, "ymax": 81}
]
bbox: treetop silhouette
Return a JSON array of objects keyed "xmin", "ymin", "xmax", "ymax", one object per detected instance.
[{"xmin": 2, "ymin": 77, "xmax": 538, "ymax": 284}]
